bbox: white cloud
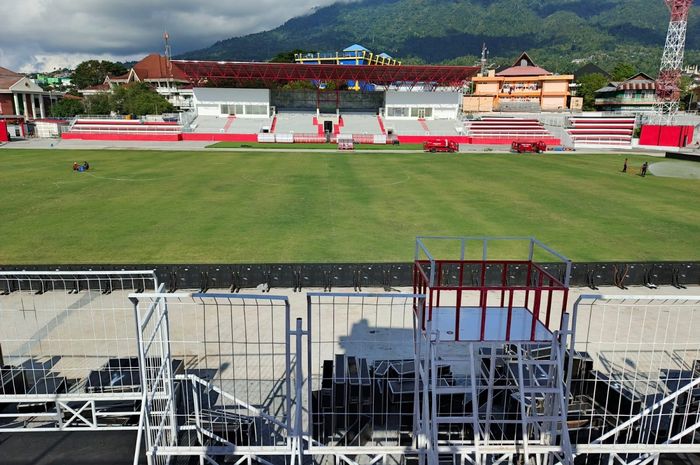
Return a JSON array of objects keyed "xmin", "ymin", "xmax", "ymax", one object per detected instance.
[{"xmin": 0, "ymin": 0, "xmax": 349, "ymax": 72}]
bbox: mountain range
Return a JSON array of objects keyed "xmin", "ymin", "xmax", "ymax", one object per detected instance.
[{"xmin": 178, "ymin": 0, "xmax": 700, "ymax": 75}]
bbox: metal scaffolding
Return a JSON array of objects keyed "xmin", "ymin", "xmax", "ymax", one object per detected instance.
[
  {"xmin": 653, "ymin": 0, "xmax": 694, "ymax": 124},
  {"xmin": 172, "ymin": 60, "xmax": 480, "ymax": 90},
  {"xmin": 569, "ymin": 295, "xmax": 700, "ymax": 465},
  {"xmin": 1, "ymin": 264, "xmax": 699, "ymax": 465},
  {"xmin": 0, "ymin": 270, "xmax": 158, "ymax": 464}
]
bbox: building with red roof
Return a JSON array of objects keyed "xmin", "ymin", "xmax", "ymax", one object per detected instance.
[
  {"xmin": 463, "ymin": 52, "xmax": 574, "ymax": 112},
  {"xmin": 92, "ymin": 54, "xmax": 194, "ymax": 109},
  {"xmin": 0, "ymin": 66, "xmax": 55, "ymax": 119}
]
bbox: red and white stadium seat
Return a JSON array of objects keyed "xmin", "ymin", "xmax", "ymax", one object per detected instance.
[
  {"xmin": 565, "ymin": 116, "xmax": 636, "ymax": 148},
  {"xmin": 68, "ymin": 119, "xmax": 182, "ymax": 134},
  {"xmin": 464, "ymin": 117, "xmax": 559, "ymax": 144}
]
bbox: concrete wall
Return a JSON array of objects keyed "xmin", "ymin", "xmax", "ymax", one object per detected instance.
[
  {"xmin": 193, "ymin": 88, "xmax": 271, "ymax": 118},
  {"xmin": 542, "ymin": 81, "xmax": 568, "ymax": 93},
  {"xmin": 475, "ymin": 82, "xmax": 499, "ymax": 94},
  {"xmin": 384, "ymin": 91, "xmax": 461, "ymax": 120},
  {"xmin": 463, "ymin": 96, "xmax": 494, "ymax": 112},
  {"xmin": 541, "ymin": 96, "xmax": 567, "ymax": 111},
  {"xmin": 385, "ymin": 91, "xmax": 461, "ymax": 105}
]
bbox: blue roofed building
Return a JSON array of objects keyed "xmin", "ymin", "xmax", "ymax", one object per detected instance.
[{"xmin": 294, "ymin": 44, "xmax": 400, "ymax": 90}]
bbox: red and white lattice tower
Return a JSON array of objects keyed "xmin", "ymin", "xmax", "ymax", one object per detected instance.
[
  {"xmin": 164, "ymin": 31, "xmax": 173, "ymax": 77},
  {"xmin": 654, "ymin": 0, "xmax": 694, "ymax": 124}
]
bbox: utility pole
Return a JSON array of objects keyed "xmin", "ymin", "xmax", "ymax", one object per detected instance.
[
  {"xmin": 164, "ymin": 31, "xmax": 173, "ymax": 79},
  {"xmin": 480, "ymin": 43, "xmax": 489, "ymax": 77}
]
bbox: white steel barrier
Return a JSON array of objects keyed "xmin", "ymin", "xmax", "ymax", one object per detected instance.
[
  {"xmin": 305, "ymin": 293, "xmax": 426, "ymax": 465},
  {"xmin": 130, "ymin": 292, "xmax": 297, "ymax": 465},
  {"xmin": 0, "ymin": 271, "xmax": 158, "ymax": 463},
  {"xmin": 570, "ymin": 295, "xmax": 700, "ymax": 465},
  {"xmin": 3, "ymin": 274, "xmax": 700, "ymax": 465}
]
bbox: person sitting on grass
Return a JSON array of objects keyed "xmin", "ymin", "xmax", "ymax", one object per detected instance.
[
  {"xmin": 82, "ymin": 161, "xmax": 90, "ymax": 171},
  {"xmin": 72, "ymin": 161, "xmax": 79, "ymax": 171}
]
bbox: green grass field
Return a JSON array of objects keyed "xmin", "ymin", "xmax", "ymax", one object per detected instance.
[
  {"xmin": 0, "ymin": 148, "xmax": 698, "ymax": 264},
  {"xmin": 207, "ymin": 142, "xmax": 423, "ymax": 150}
]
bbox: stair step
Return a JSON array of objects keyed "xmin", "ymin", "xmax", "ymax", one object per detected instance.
[
  {"xmin": 434, "ymin": 386, "xmax": 472, "ymax": 395},
  {"xmin": 434, "ymin": 416, "xmax": 476, "ymax": 424},
  {"xmin": 523, "ymin": 358, "xmax": 558, "ymax": 366},
  {"xmin": 523, "ymin": 415, "xmax": 567, "ymax": 423},
  {"xmin": 522, "ymin": 387, "xmax": 562, "ymax": 394}
]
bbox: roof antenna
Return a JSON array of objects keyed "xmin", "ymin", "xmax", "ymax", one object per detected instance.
[
  {"xmin": 480, "ymin": 43, "xmax": 489, "ymax": 77},
  {"xmin": 164, "ymin": 30, "xmax": 172, "ymax": 77}
]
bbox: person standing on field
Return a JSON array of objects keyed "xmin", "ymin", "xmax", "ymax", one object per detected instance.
[{"xmin": 622, "ymin": 158, "xmax": 628, "ymax": 173}]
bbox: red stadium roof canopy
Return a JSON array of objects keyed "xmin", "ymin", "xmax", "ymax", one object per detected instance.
[{"xmin": 172, "ymin": 60, "xmax": 480, "ymax": 88}]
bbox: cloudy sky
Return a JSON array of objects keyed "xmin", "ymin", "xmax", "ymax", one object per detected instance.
[{"xmin": 0, "ymin": 0, "xmax": 345, "ymax": 72}]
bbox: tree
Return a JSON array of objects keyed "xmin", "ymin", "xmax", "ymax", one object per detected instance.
[
  {"xmin": 112, "ymin": 82, "xmax": 173, "ymax": 116},
  {"xmin": 83, "ymin": 93, "xmax": 112, "ymax": 115},
  {"xmin": 50, "ymin": 98, "xmax": 84, "ymax": 117},
  {"xmin": 679, "ymin": 75, "xmax": 694, "ymax": 110},
  {"xmin": 72, "ymin": 60, "xmax": 127, "ymax": 89},
  {"xmin": 269, "ymin": 49, "xmax": 316, "ymax": 63},
  {"xmin": 577, "ymin": 73, "xmax": 609, "ymax": 110},
  {"xmin": 281, "ymin": 80, "xmax": 317, "ymax": 90},
  {"xmin": 610, "ymin": 63, "xmax": 636, "ymax": 81}
]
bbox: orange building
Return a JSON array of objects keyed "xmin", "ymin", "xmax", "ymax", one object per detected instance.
[{"xmin": 463, "ymin": 52, "xmax": 573, "ymax": 113}]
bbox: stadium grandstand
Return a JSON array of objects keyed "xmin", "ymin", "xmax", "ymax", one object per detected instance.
[
  {"xmin": 54, "ymin": 54, "xmax": 699, "ymax": 149},
  {"xmin": 62, "ymin": 117, "xmax": 184, "ymax": 141},
  {"xmin": 58, "ymin": 58, "xmax": 481, "ymax": 144}
]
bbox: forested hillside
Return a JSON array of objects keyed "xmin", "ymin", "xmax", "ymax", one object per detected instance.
[{"xmin": 178, "ymin": 0, "xmax": 700, "ymax": 74}]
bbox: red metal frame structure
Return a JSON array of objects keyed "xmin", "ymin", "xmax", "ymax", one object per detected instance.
[
  {"xmin": 413, "ymin": 236, "xmax": 571, "ymax": 342},
  {"xmin": 654, "ymin": 0, "xmax": 694, "ymax": 123},
  {"xmin": 172, "ymin": 60, "xmax": 480, "ymax": 90}
]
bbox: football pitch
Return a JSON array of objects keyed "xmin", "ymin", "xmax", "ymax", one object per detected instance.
[{"xmin": 0, "ymin": 148, "xmax": 698, "ymax": 264}]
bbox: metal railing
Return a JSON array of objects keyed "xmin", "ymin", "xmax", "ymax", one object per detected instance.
[
  {"xmin": 2, "ymin": 268, "xmax": 700, "ymax": 465},
  {"xmin": 69, "ymin": 126, "xmax": 182, "ymax": 135}
]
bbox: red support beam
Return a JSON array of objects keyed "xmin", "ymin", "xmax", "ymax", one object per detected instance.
[
  {"xmin": 479, "ymin": 261, "xmax": 488, "ymax": 341},
  {"xmin": 506, "ymin": 290, "xmax": 514, "ymax": 342},
  {"xmin": 173, "ymin": 60, "xmax": 480, "ymax": 88},
  {"xmin": 436, "ymin": 261, "xmax": 443, "ymax": 307},
  {"xmin": 500, "ymin": 263, "xmax": 508, "ymax": 307}
]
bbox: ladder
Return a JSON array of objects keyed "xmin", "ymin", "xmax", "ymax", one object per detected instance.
[{"xmin": 515, "ymin": 332, "xmax": 572, "ymax": 465}]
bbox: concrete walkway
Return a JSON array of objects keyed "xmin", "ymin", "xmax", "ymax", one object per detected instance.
[{"xmin": 0, "ymin": 137, "xmax": 671, "ymax": 156}]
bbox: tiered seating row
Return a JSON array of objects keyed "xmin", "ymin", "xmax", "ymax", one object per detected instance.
[
  {"xmin": 71, "ymin": 124, "xmax": 182, "ymax": 133},
  {"xmin": 70, "ymin": 119, "xmax": 182, "ymax": 134},
  {"xmin": 63, "ymin": 118, "xmax": 184, "ymax": 141},
  {"xmin": 73, "ymin": 120, "xmax": 179, "ymax": 126},
  {"xmin": 566, "ymin": 117, "xmax": 636, "ymax": 147},
  {"xmin": 257, "ymin": 133, "xmax": 392, "ymax": 144},
  {"xmin": 338, "ymin": 114, "xmax": 383, "ymax": 135},
  {"xmin": 464, "ymin": 118, "xmax": 560, "ymax": 144}
]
